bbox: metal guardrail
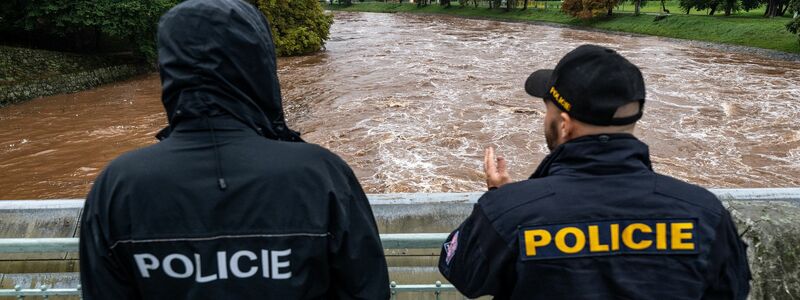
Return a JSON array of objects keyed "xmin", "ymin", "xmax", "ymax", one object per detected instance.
[
  {"xmin": 0, "ymin": 283, "xmax": 459, "ymax": 299},
  {"xmin": 0, "ymin": 286, "xmax": 82, "ymax": 297},
  {"xmin": 2, "ymin": 188, "xmax": 799, "ymax": 298},
  {"xmin": 0, "ymin": 234, "xmax": 456, "ymax": 298},
  {"xmin": 0, "ymin": 233, "xmax": 449, "ymax": 253},
  {"xmin": 1, "ymin": 188, "xmax": 798, "ymax": 209}
]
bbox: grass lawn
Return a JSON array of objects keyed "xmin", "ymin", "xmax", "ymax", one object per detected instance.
[{"xmin": 326, "ymin": 2, "xmax": 800, "ymax": 54}]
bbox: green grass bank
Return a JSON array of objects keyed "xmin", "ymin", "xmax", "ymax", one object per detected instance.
[{"xmin": 326, "ymin": 2, "xmax": 800, "ymax": 54}]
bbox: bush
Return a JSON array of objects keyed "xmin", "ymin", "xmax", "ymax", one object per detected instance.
[
  {"xmin": 254, "ymin": 0, "xmax": 334, "ymax": 56},
  {"xmin": 789, "ymin": 0, "xmax": 800, "ymax": 44},
  {"xmin": 0, "ymin": 0, "xmax": 176, "ymax": 62},
  {"xmin": 562, "ymin": 0, "xmax": 619, "ymax": 18},
  {"xmin": 2, "ymin": 0, "xmax": 332, "ymax": 61}
]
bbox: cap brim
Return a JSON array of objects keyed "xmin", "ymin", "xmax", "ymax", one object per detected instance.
[{"xmin": 525, "ymin": 69, "xmax": 553, "ymax": 98}]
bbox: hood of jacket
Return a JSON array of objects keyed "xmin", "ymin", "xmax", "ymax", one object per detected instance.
[{"xmin": 156, "ymin": 0, "xmax": 301, "ymax": 142}]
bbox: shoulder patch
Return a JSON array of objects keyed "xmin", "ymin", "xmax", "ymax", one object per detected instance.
[
  {"xmin": 444, "ymin": 231, "xmax": 459, "ymax": 265},
  {"xmin": 518, "ymin": 219, "xmax": 699, "ymax": 261}
]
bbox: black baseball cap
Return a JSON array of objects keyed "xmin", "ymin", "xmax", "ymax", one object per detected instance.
[{"xmin": 525, "ymin": 44, "xmax": 645, "ymax": 126}]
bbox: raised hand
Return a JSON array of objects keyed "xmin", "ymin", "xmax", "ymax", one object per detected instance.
[{"xmin": 484, "ymin": 146, "xmax": 512, "ymax": 190}]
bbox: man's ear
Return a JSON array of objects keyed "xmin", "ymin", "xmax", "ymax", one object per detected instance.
[{"xmin": 559, "ymin": 111, "xmax": 573, "ymax": 140}]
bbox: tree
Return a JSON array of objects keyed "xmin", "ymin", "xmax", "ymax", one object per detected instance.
[
  {"xmin": 254, "ymin": 0, "xmax": 333, "ymax": 56},
  {"xmin": 679, "ymin": 0, "xmax": 699, "ymax": 13},
  {"xmin": 632, "ymin": 0, "xmax": 647, "ymax": 15},
  {"xmin": 562, "ymin": 0, "xmax": 620, "ymax": 18},
  {"xmin": 722, "ymin": 0, "xmax": 740, "ymax": 15},
  {"xmin": 660, "ymin": 0, "xmax": 670, "ymax": 12},
  {"xmin": 0, "ymin": 0, "xmax": 176, "ymax": 61},
  {"xmin": 2, "ymin": 0, "xmax": 332, "ymax": 60},
  {"xmin": 678, "ymin": 0, "xmax": 734, "ymax": 15},
  {"xmin": 741, "ymin": 0, "xmax": 762, "ymax": 11},
  {"xmin": 788, "ymin": 0, "xmax": 800, "ymax": 44},
  {"xmin": 763, "ymin": 0, "xmax": 789, "ymax": 16},
  {"xmin": 605, "ymin": 0, "xmax": 622, "ymax": 15},
  {"xmin": 507, "ymin": 0, "xmax": 518, "ymax": 11}
]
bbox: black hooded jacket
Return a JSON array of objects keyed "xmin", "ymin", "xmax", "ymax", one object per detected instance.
[
  {"xmin": 79, "ymin": 0, "xmax": 390, "ymax": 299},
  {"xmin": 439, "ymin": 134, "xmax": 751, "ymax": 299}
]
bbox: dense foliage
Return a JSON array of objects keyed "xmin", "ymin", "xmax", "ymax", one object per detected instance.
[
  {"xmin": 0, "ymin": 0, "xmax": 333, "ymax": 61},
  {"xmin": 0, "ymin": 0, "xmax": 176, "ymax": 61},
  {"xmin": 680, "ymin": 0, "xmax": 791, "ymax": 15},
  {"xmin": 562, "ymin": 0, "xmax": 621, "ymax": 18},
  {"xmin": 253, "ymin": 0, "xmax": 333, "ymax": 56},
  {"xmin": 788, "ymin": 0, "xmax": 800, "ymax": 43}
]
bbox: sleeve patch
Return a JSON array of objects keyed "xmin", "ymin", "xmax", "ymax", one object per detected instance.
[
  {"xmin": 518, "ymin": 219, "xmax": 699, "ymax": 261},
  {"xmin": 444, "ymin": 231, "xmax": 459, "ymax": 265}
]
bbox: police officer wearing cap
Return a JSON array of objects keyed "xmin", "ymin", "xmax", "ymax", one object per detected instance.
[{"xmin": 438, "ymin": 44, "xmax": 751, "ymax": 299}]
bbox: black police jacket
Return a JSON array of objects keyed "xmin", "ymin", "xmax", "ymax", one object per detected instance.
[
  {"xmin": 439, "ymin": 134, "xmax": 750, "ymax": 300},
  {"xmin": 79, "ymin": 1, "xmax": 389, "ymax": 299}
]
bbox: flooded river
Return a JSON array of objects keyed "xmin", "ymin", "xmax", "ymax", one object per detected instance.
[{"xmin": 1, "ymin": 12, "xmax": 799, "ymax": 199}]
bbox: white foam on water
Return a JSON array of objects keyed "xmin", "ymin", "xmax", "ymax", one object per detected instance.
[{"xmin": 278, "ymin": 12, "xmax": 800, "ymax": 192}]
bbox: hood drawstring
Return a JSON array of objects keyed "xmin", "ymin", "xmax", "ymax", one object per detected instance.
[{"xmin": 206, "ymin": 116, "xmax": 228, "ymax": 190}]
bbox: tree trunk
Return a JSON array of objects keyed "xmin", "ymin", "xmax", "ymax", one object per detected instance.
[
  {"xmin": 661, "ymin": 0, "xmax": 667, "ymax": 12},
  {"xmin": 635, "ymin": 0, "xmax": 641, "ymax": 15},
  {"xmin": 523, "ymin": 0, "xmax": 529, "ymax": 10},
  {"xmin": 765, "ymin": 0, "xmax": 778, "ymax": 17},
  {"xmin": 709, "ymin": 4, "xmax": 717, "ymax": 15}
]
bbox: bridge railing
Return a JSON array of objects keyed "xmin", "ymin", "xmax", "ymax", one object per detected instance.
[
  {"xmin": 0, "ymin": 234, "xmax": 457, "ymax": 299},
  {"xmin": 1, "ymin": 188, "xmax": 799, "ymax": 298}
]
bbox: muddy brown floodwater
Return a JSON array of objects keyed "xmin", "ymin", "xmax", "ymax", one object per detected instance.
[{"xmin": 1, "ymin": 12, "xmax": 799, "ymax": 200}]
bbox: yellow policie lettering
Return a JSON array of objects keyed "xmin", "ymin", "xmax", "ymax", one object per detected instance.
[
  {"xmin": 554, "ymin": 227, "xmax": 586, "ymax": 254},
  {"xmin": 656, "ymin": 223, "xmax": 667, "ymax": 250},
  {"xmin": 524, "ymin": 229, "xmax": 552, "ymax": 256},
  {"xmin": 671, "ymin": 222, "xmax": 695, "ymax": 250},
  {"xmin": 588, "ymin": 225, "xmax": 609, "ymax": 252},
  {"xmin": 549, "ymin": 87, "xmax": 572, "ymax": 111},
  {"xmin": 521, "ymin": 220, "xmax": 696, "ymax": 258},
  {"xmin": 622, "ymin": 223, "xmax": 653, "ymax": 250},
  {"xmin": 610, "ymin": 224, "xmax": 620, "ymax": 251}
]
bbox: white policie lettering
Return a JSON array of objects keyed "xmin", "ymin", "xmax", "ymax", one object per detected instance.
[{"xmin": 133, "ymin": 249, "xmax": 292, "ymax": 283}]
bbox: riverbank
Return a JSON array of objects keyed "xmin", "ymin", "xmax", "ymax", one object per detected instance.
[
  {"xmin": 326, "ymin": 3, "xmax": 800, "ymax": 54},
  {"xmin": 0, "ymin": 46, "xmax": 150, "ymax": 106}
]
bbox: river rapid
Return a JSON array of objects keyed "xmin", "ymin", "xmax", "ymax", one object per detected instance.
[{"xmin": 1, "ymin": 12, "xmax": 799, "ymax": 199}]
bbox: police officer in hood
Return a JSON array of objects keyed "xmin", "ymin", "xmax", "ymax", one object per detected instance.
[
  {"xmin": 438, "ymin": 45, "xmax": 751, "ymax": 299},
  {"xmin": 79, "ymin": 0, "xmax": 390, "ymax": 298}
]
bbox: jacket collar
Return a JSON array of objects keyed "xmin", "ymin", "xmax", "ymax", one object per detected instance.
[
  {"xmin": 166, "ymin": 115, "xmax": 261, "ymax": 138},
  {"xmin": 530, "ymin": 133, "xmax": 652, "ymax": 179}
]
